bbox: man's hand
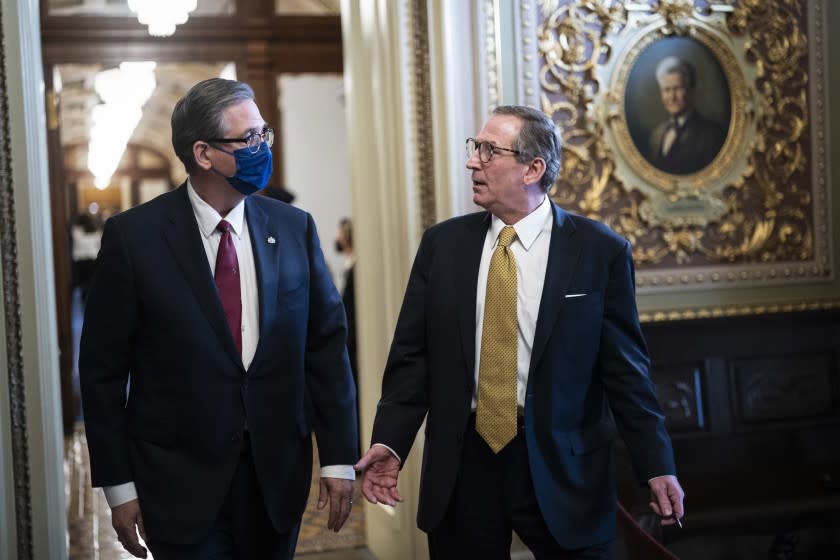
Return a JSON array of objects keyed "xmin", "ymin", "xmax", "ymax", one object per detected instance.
[
  {"xmin": 317, "ymin": 477, "xmax": 354, "ymax": 532},
  {"xmin": 648, "ymin": 475, "xmax": 685, "ymax": 526},
  {"xmin": 111, "ymin": 499, "xmax": 147, "ymax": 558},
  {"xmin": 355, "ymin": 446, "xmax": 402, "ymax": 507}
]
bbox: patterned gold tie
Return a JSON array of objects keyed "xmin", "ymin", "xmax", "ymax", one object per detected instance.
[{"xmin": 476, "ymin": 225, "xmax": 519, "ymax": 453}]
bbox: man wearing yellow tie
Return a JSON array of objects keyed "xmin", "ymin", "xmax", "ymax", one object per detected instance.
[{"xmin": 356, "ymin": 106, "xmax": 684, "ymax": 559}]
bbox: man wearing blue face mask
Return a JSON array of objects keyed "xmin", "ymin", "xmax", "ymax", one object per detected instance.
[{"xmin": 79, "ymin": 78, "xmax": 358, "ymax": 560}]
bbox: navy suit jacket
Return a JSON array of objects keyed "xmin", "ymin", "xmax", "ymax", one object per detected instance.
[
  {"xmin": 79, "ymin": 184, "xmax": 358, "ymax": 544},
  {"xmin": 371, "ymin": 203, "xmax": 675, "ymax": 548}
]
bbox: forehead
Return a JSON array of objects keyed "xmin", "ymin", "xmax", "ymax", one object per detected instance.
[
  {"xmin": 221, "ymin": 99, "xmax": 265, "ymax": 134},
  {"xmin": 660, "ymin": 72, "xmax": 688, "ymax": 87},
  {"xmin": 477, "ymin": 114, "xmax": 522, "ymax": 143}
]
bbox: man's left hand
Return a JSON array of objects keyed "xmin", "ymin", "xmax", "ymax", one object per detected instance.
[
  {"xmin": 648, "ymin": 474, "xmax": 685, "ymax": 526},
  {"xmin": 317, "ymin": 477, "xmax": 354, "ymax": 532}
]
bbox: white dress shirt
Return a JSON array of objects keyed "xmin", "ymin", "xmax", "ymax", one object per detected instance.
[
  {"xmin": 473, "ymin": 195, "xmax": 552, "ymax": 410},
  {"xmin": 104, "ymin": 182, "xmax": 352, "ymax": 509},
  {"xmin": 189, "ymin": 181, "xmax": 260, "ymax": 369}
]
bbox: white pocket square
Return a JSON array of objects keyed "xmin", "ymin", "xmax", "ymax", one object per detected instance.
[{"xmin": 565, "ymin": 293, "xmax": 587, "ymax": 298}]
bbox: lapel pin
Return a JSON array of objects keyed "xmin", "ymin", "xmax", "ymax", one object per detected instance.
[{"xmin": 267, "ymin": 236, "xmax": 276, "ymax": 244}]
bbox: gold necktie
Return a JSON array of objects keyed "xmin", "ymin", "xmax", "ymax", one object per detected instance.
[{"xmin": 476, "ymin": 225, "xmax": 518, "ymax": 453}]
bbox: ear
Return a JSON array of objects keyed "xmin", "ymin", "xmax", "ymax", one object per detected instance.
[
  {"xmin": 523, "ymin": 156, "xmax": 546, "ymax": 187},
  {"xmin": 192, "ymin": 141, "xmax": 213, "ymax": 171}
]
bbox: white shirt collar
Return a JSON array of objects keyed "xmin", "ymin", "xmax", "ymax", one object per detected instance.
[
  {"xmin": 489, "ymin": 195, "xmax": 552, "ymax": 251},
  {"xmin": 186, "ymin": 178, "xmax": 246, "ymax": 239},
  {"xmin": 674, "ymin": 111, "xmax": 692, "ymax": 128}
]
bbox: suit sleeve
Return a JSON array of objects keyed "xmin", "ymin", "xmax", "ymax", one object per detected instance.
[
  {"xmin": 303, "ymin": 214, "xmax": 359, "ymax": 466},
  {"xmin": 597, "ymin": 240, "xmax": 676, "ymax": 484},
  {"xmin": 370, "ymin": 229, "xmax": 434, "ymax": 464},
  {"xmin": 79, "ymin": 217, "xmax": 137, "ymax": 487}
]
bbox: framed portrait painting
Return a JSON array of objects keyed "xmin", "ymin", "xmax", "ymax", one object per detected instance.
[{"xmin": 624, "ymin": 36, "xmax": 730, "ymax": 178}]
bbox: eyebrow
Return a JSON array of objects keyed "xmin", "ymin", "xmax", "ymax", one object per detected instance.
[{"xmin": 234, "ymin": 124, "xmax": 267, "ymax": 137}]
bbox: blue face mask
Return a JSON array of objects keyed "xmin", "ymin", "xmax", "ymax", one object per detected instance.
[{"xmin": 214, "ymin": 142, "xmax": 273, "ymax": 196}]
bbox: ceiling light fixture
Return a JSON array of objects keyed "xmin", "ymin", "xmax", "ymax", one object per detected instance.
[
  {"xmin": 88, "ymin": 62, "xmax": 157, "ymax": 189},
  {"xmin": 128, "ymin": 0, "xmax": 197, "ymax": 37}
]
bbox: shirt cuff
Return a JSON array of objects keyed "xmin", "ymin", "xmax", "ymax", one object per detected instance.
[
  {"xmin": 647, "ymin": 475, "xmax": 671, "ymax": 484},
  {"xmin": 373, "ymin": 442, "xmax": 402, "ymax": 464},
  {"xmin": 103, "ymin": 482, "xmax": 137, "ymax": 508},
  {"xmin": 320, "ymin": 465, "xmax": 356, "ymax": 480}
]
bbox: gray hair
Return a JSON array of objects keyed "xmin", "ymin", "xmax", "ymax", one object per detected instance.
[
  {"xmin": 492, "ymin": 105, "xmax": 562, "ymax": 192},
  {"xmin": 655, "ymin": 56, "xmax": 696, "ymax": 89},
  {"xmin": 171, "ymin": 78, "xmax": 255, "ymax": 173}
]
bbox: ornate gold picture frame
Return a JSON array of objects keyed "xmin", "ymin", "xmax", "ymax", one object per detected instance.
[
  {"xmin": 600, "ymin": 22, "xmax": 751, "ymax": 228},
  {"xmin": 506, "ymin": 0, "xmax": 835, "ymax": 319}
]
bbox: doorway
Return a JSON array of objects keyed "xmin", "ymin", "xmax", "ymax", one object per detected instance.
[{"xmin": 40, "ymin": 2, "xmax": 365, "ymax": 557}]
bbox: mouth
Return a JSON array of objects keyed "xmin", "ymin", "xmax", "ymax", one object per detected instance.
[{"xmin": 472, "ymin": 177, "xmax": 486, "ymax": 189}]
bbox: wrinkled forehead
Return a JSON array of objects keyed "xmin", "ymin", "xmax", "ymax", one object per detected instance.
[
  {"xmin": 658, "ymin": 71, "xmax": 690, "ymax": 88},
  {"xmin": 220, "ymin": 99, "xmax": 266, "ymax": 135},
  {"xmin": 476, "ymin": 114, "xmax": 522, "ymax": 143}
]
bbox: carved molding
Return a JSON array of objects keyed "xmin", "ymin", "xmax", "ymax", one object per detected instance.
[
  {"xmin": 483, "ymin": 0, "xmax": 503, "ymax": 112},
  {"xmin": 411, "ymin": 0, "xmax": 437, "ymax": 230},
  {"xmin": 516, "ymin": 0, "xmax": 541, "ymax": 108},
  {"xmin": 0, "ymin": 2, "xmax": 34, "ymax": 558},
  {"xmin": 639, "ymin": 297, "xmax": 840, "ymax": 323}
]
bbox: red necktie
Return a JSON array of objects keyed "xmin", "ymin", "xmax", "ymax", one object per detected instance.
[{"xmin": 215, "ymin": 219, "xmax": 242, "ymax": 355}]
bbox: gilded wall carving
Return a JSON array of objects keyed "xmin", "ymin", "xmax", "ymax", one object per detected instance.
[{"xmin": 533, "ymin": 0, "xmax": 830, "ymax": 292}]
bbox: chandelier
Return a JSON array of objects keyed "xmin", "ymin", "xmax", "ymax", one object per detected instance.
[
  {"xmin": 88, "ymin": 62, "xmax": 157, "ymax": 189},
  {"xmin": 128, "ymin": 0, "xmax": 198, "ymax": 37}
]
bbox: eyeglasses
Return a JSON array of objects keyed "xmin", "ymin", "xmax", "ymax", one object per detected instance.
[
  {"xmin": 208, "ymin": 127, "xmax": 275, "ymax": 154},
  {"xmin": 466, "ymin": 137, "xmax": 522, "ymax": 163}
]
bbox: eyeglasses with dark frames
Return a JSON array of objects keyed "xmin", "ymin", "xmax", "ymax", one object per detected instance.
[
  {"xmin": 208, "ymin": 127, "xmax": 275, "ymax": 154},
  {"xmin": 466, "ymin": 137, "xmax": 522, "ymax": 163}
]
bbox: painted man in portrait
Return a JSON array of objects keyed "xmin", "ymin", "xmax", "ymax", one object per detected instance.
[{"xmin": 647, "ymin": 56, "xmax": 726, "ymax": 175}]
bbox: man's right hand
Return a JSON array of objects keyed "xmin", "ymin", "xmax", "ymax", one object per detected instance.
[
  {"xmin": 354, "ymin": 446, "xmax": 403, "ymax": 507},
  {"xmin": 111, "ymin": 499, "xmax": 148, "ymax": 558}
]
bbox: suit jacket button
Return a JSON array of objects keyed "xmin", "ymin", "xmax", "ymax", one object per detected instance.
[{"xmin": 231, "ymin": 432, "xmax": 241, "ymax": 442}]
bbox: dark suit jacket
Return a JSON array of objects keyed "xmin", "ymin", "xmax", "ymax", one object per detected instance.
[
  {"xmin": 342, "ymin": 264, "xmax": 357, "ymax": 380},
  {"xmin": 371, "ymin": 203, "xmax": 675, "ymax": 548},
  {"xmin": 647, "ymin": 110, "xmax": 726, "ymax": 175},
  {"xmin": 79, "ymin": 184, "xmax": 358, "ymax": 544}
]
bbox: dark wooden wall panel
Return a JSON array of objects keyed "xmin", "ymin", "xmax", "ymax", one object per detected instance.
[
  {"xmin": 618, "ymin": 310, "xmax": 840, "ymax": 538},
  {"xmin": 651, "ymin": 362, "xmax": 706, "ymax": 433}
]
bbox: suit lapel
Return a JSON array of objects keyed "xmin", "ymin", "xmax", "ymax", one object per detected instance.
[
  {"xmin": 455, "ymin": 214, "xmax": 490, "ymax": 389},
  {"xmin": 162, "ymin": 184, "xmax": 242, "ymax": 366},
  {"xmin": 528, "ymin": 203, "xmax": 580, "ymax": 376},
  {"xmin": 245, "ymin": 197, "xmax": 279, "ymax": 371}
]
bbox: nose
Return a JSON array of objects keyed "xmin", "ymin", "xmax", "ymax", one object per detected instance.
[{"xmin": 466, "ymin": 151, "xmax": 481, "ymax": 170}]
